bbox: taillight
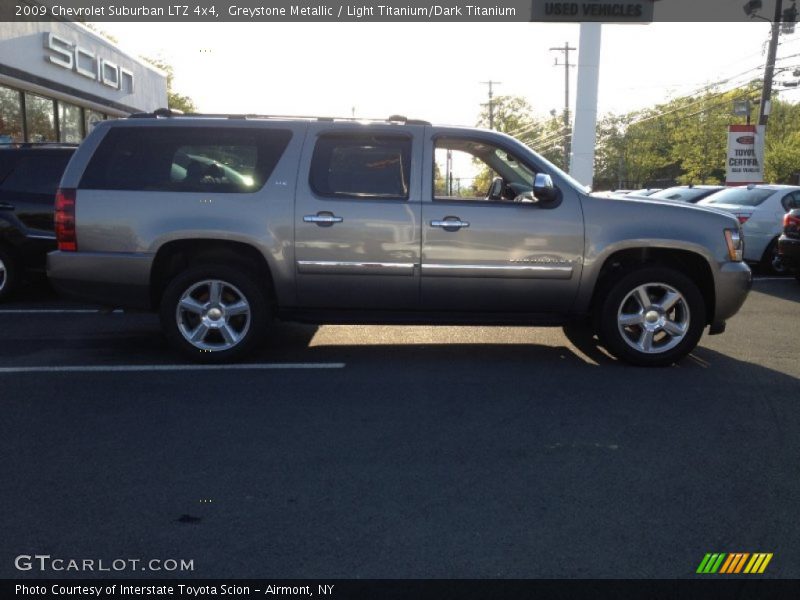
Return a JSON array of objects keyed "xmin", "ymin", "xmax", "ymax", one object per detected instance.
[
  {"xmin": 736, "ymin": 215, "xmax": 750, "ymax": 225},
  {"xmin": 55, "ymin": 188, "xmax": 77, "ymax": 251},
  {"xmin": 784, "ymin": 212, "xmax": 800, "ymax": 236}
]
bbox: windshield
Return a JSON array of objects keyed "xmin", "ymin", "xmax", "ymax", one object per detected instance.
[
  {"xmin": 701, "ymin": 187, "xmax": 774, "ymax": 207},
  {"xmin": 650, "ymin": 187, "xmax": 717, "ymax": 202}
]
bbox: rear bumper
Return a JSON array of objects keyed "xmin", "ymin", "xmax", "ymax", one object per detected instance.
[
  {"xmin": 778, "ymin": 235, "xmax": 800, "ymax": 271},
  {"xmin": 47, "ymin": 250, "xmax": 153, "ymax": 309},
  {"xmin": 713, "ymin": 261, "xmax": 752, "ymax": 324}
]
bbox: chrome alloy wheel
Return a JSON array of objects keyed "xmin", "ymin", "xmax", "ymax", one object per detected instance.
[
  {"xmin": 175, "ymin": 279, "xmax": 251, "ymax": 352},
  {"xmin": 0, "ymin": 257, "xmax": 6, "ymax": 292},
  {"xmin": 617, "ymin": 282, "xmax": 690, "ymax": 354}
]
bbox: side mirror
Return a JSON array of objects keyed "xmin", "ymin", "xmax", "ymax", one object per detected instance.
[{"xmin": 533, "ymin": 173, "xmax": 559, "ymax": 204}]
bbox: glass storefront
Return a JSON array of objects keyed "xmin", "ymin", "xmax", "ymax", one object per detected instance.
[
  {"xmin": 0, "ymin": 83, "xmax": 109, "ymax": 144},
  {"xmin": 58, "ymin": 101, "xmax": 84, "ymax": 143},
  {"xmin": 84, "ymin": 109, "xmax": 106, "ymax": 135},
  {"xmin": 25, "ymin": 93, "xmax": 57, "ymax": 142},
  {"xmin": 0, "ymin": 85, "xmax": 24, "ymax": 143}
]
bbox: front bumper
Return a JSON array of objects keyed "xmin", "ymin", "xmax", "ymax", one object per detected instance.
[{"xmin": 713, "ymin": 261, "xmax": 752, "ymax": 324}]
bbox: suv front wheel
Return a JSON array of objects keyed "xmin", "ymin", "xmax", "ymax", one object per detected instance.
[
  {"xmin": 160, "ymin": 264, "xmax": 269, "ymax": 362},
  {"xmin": 597, "ymin": 267, "xmax": 706, "ymax": 367}
]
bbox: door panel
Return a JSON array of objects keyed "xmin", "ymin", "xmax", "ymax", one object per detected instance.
[
  {"xmin": 421, "ymin": 132, "xmax": 584, "ymax": 313},
  {"xmin": 421, "ymin": 199, "xmax": 583, "ymax": 312},
  {"xmin": 294, "ymin": 125, "xmax": 424, "ymax": 309}
]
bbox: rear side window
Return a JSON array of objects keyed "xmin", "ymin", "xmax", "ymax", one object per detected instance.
[
  {"xmin": 702, "ymin": 187, "xmax": 774, "ymax": 207},
  {"xmin": 80, "ymin": 127, "xmax": 292, "ymax": 193},
  {"xmin": 1, "ymin": 153, "xmax": 72, "ymax": 194},
  {"xmin": 310, "ymin": 134, "xmax": 411, "ymax": 199}
]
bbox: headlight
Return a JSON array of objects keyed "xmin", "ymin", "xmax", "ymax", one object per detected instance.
[{"xmin": 724, "ymin": 228, "xmax": 743, "ymax": 262}]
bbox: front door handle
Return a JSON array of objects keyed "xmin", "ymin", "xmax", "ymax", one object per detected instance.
[
  {"xmin": 431, "ymin": 217, "xmax": 470, "ymax": 231},
  {"xmin": 0, "ymin": 202, "xmax": 14, "ymax": 210},
  {"xmin": 303, "ymin": 212, "xmax": 343, "ymax": 227}
]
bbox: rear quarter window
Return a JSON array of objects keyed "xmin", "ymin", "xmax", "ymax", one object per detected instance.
[
  {"xmin": 79, "ymin": 127, "xmax": 292, "ymax": 193},
  {"xmin": 1, "ymin": 152, "xmax": 73, "ymax": 194}
]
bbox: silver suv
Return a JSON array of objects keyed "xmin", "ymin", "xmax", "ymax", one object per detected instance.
[{"xmin": 48, "ymin": 111, "xmax": 751, "ymax": 366}]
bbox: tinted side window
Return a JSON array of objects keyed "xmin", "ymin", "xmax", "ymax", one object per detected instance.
[
  {"xmin": 310, "ymin": 134, "xmax": 411, "ymax": 199},
  {"xmin": 80, "ymin": 127, "xmax": 292, "ymax": 193},
  {"xmin": 781, "ymin": 191, "xmax": 800, "ymax": 211},
  {"xmin": 1, "ymin": 153, "xmax": 72, "ymax": 194}
]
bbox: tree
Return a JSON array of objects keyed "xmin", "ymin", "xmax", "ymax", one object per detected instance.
[
  {"xmin": 143, "ymin": 57, "xmax": 197, "ymax": 113},
  {"xmin": 763, "ymin": 98, "xmax": 800, "ymax": 183}
]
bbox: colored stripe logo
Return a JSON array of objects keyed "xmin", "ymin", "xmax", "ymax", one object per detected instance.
[{"xmin": 696, "ymin": 553, "xmax": 773, "ymax": 574}]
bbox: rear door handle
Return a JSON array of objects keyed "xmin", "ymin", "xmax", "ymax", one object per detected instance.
[
  {"xmin": 431, "ymin": 217, "xmax": 470, "ymax": 230},
  {"xmin": 0, "ymin": 202, "xmax": 14, "ymax": 210},
  {"xmin": 303, "ymin": 212, "xmax": 343, "ymax": 226}
]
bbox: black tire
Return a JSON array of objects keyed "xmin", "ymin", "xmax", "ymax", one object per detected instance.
[
  {"xmin": 761, "ymin": 239, "xmax": 787, "ymax": 275},
  {"xmin": 596, "ymin": 266, "xmax": 706, "ymax": 367},
  {"xmin": 0, "ymin": 247, "xmax": 18, "ymax": 302},
  {"xmin": 159, "ymin": 264, "xmax": 269, "ymax": 363}
]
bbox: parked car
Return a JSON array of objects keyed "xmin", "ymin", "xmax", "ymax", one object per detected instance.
[
  {"xmin": 0, "ymin": 144, "xmax": 76, "ymax": 300},
  {"xmin": 47, "ymin": 111, "xmax": 751, "ymax": 366},
  {"xmin": 644, "ymin": 185, "xmax": 724, "ymax": 203},
  {"xmin": 698, "ymin": 184, "xmax": 800, "ymax": 274},
  {"xmin": 778, "ymin": 208, "xmax": 800, "ymax": 282},
  {"xmin": 625, "ymin": 188, "xmax": 662, "ymax": 197}
]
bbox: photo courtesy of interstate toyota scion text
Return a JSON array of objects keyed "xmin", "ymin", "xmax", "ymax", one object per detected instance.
[{"xmin": 47, "ymin": 110, "xmax": 752, "ymax": 366}]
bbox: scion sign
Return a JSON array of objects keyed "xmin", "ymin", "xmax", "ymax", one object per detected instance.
[{"xmin": 44, "ymin": 32, "xmax": 135, "ymax": 93}]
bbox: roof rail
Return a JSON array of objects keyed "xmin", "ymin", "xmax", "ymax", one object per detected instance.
[{"xmin": 126, "ymin": 108, "xmax": 431, "ymax": 125}]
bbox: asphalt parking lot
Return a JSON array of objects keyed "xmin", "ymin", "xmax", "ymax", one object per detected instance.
[{"xmin": 1, "ymin": 276, "xmax": 799, "ymax": 579}]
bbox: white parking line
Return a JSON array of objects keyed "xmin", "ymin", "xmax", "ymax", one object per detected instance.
[
  {"xmin": 0, "ymin": 309, "xmax": 124, "ymax": 314},
  {"xmin": 0, "ymin": 363, "xmax": 345, "ymax": 374}
]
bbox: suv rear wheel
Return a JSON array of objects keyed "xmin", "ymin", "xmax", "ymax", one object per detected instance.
[
  {"xmin": 0, "ymin": 247, "xmax": 17, "ymax": 302},
  {"xmin": 597, "ymin": 267, "xmax": 706, "ymax": 367},
  {"xmin": 160, "ymin": 264, "xmax": 269, "ymax": 362}
]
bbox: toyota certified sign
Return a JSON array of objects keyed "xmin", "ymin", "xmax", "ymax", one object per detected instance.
[{"xmin": 726, "ymin": 124, "xmax": 764, "ymax": 185}]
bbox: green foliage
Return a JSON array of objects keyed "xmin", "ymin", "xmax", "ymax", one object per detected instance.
[
  {"xmin": 476, "ymin": 83, "xmax": 800, "ymax": 190},
  {"xmin": 142, "ymin": 57, "xmax": 197, "ymax": 114},
  {"xmin": 593, "ymin": 81, "xmax": 800, "ymax": 188}
]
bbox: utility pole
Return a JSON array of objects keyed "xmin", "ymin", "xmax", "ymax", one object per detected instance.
[
  {"xmin": 758, "ymin": 0, "xmax": 784, "ymax": 127},
  {"xmin": 480, "ymin": 80, "xmax": 502, "ymax": 129},
  {"xmin": 550, "ymin": 42, "xmax": 576, "ymax": 170}
]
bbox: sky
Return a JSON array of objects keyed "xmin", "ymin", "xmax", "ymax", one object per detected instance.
[{"xmin": 95, "ymin": 21, "xmax": 800, "ymax": 127}]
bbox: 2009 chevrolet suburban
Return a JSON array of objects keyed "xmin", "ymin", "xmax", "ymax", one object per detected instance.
[{"xmin": 47, "ymin": 111, "xmax": 752, "ymax": 366}]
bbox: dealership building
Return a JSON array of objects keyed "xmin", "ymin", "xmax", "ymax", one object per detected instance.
[{"xmin": 0, "ymin": 21, "xmax": 167, "ymax": 144}]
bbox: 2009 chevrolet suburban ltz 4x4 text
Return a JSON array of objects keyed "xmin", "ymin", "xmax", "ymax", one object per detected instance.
[{"xmin": 47, "ymin": 111, "xmax": 752, "ymax": 366}]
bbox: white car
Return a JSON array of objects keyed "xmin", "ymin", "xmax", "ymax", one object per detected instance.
[{"xmin": 698, "ymin": 185, "xmax": 800, "ymax": 274}]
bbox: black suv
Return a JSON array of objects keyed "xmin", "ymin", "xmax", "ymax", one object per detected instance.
[{"xmin": 0, "ymin": 144, "xmax": 76, "ymax": 300}]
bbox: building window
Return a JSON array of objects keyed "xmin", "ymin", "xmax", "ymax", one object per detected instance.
[
  {"xmin": 24, "ymin": 93, "xmax": 56, "ymax": 142},
  {"xmin": 84, "ymin": 109, "xmax": 106, "ymax": 134},
  {"xmin": 58, "ymin": 101, "xmax": 84, "ymax": 143},
  {"xmin": 0, "ymin": 84, "xmax": 24, "ymax": 143}
]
